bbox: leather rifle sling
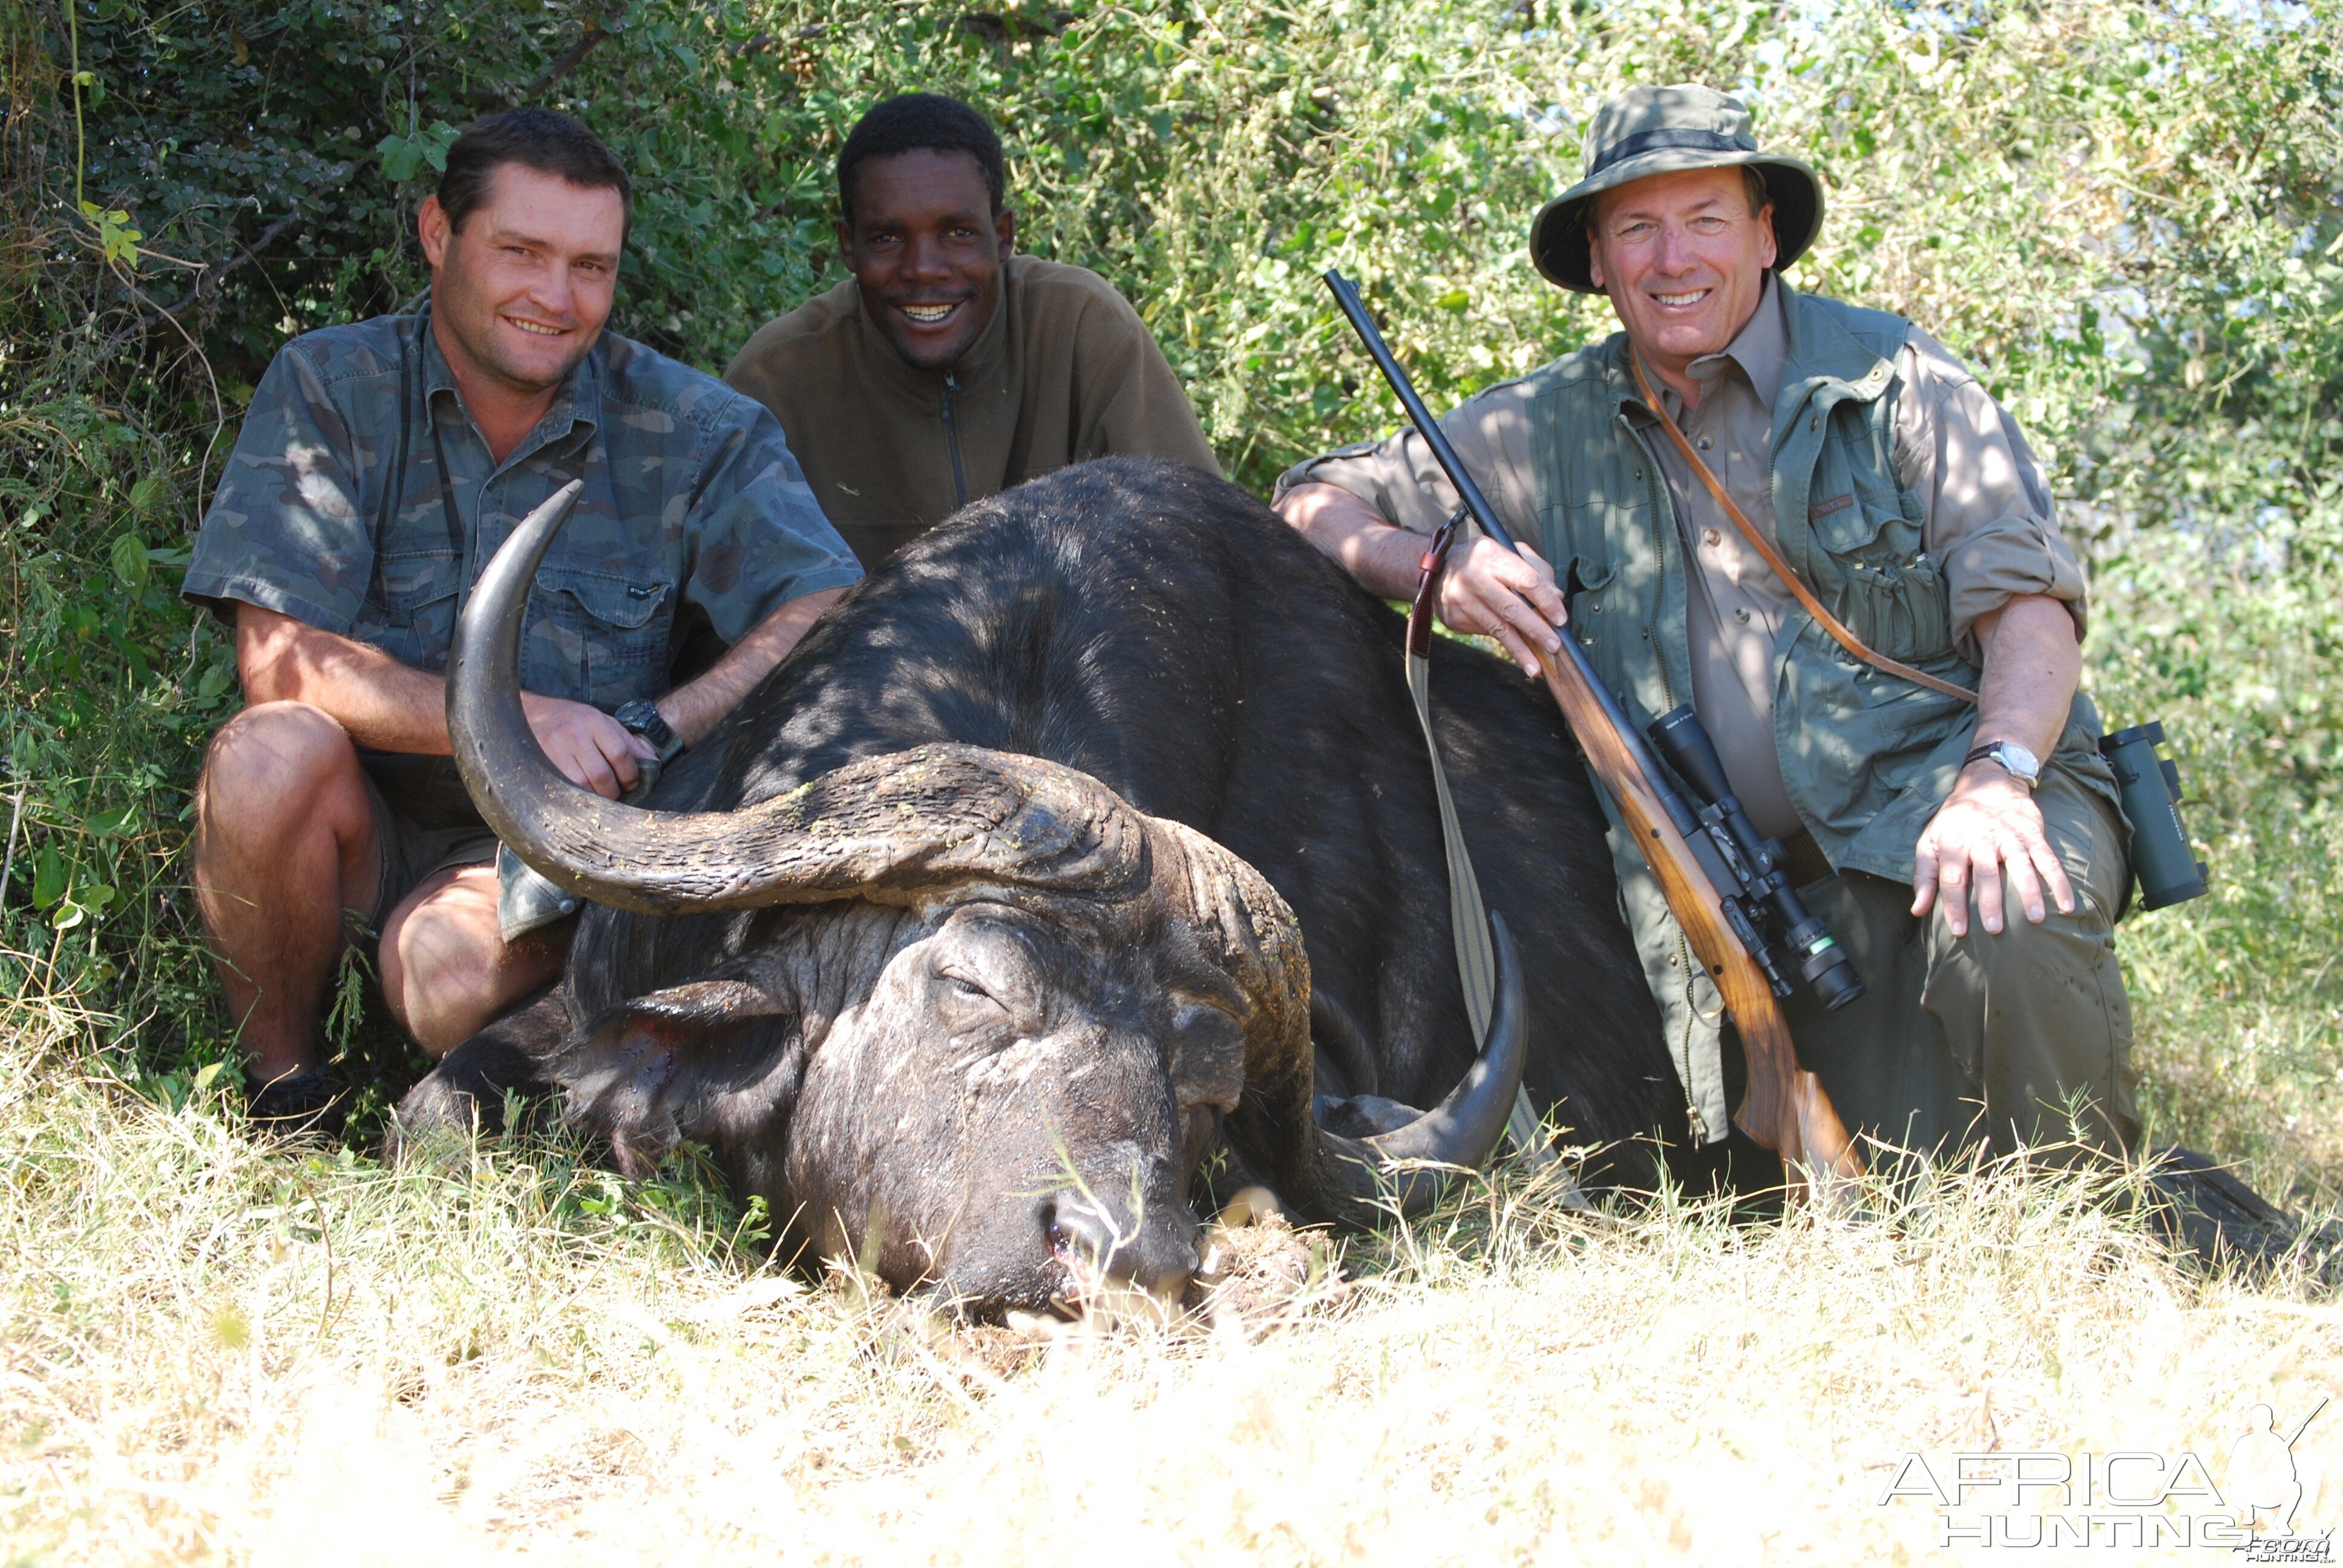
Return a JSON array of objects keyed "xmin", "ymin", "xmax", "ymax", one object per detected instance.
[
  {"xmin": 1404, "ymin": 515, "xmax": 1587, "ymax": 1203},
  {"xmin": 1625, "ymin": 352, "xmax": 1979, "ymax": 707}
]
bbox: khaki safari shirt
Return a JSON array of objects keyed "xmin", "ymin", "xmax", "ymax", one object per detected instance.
[
  {"xmin": 1274, "ymin": 278, "xmax": 2086, "ymax": 841},
  {"xmin": 726, "ymin": 254, "xmax": 1221, "ymax": 569},
  {"xmin": 187, "ymin": 303, "xmax": 862, "ymax": 716}
]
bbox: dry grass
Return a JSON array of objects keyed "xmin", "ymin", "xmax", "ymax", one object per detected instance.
[{"xmin": 3, "ymin": 1003, "xmax": 2338, "ymax": 1567}]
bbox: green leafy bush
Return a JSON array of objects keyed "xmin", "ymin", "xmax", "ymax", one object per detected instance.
[{"xmin": 2, "ymin": 0, "xmax": 2337, "ymax": 1199}]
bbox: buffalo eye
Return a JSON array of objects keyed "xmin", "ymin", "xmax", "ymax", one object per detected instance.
[{"xmin": 932, "ymin": 962, "xmax": 1017, "ymax": 1040}]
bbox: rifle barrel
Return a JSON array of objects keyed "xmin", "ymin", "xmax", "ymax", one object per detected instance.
[{"xmin": 1320, "ymin": 269, "xmax": 1688, "ymax": 826}]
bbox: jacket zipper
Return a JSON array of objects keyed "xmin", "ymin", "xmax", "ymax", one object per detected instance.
[{"xmin": 942, "ymin": 371, "xmax": 968, "ymax": 509}]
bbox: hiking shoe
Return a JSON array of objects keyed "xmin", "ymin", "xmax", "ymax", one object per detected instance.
[{"xmin": 246, "ymin": 1065, "xmax": 347, "ymax": 1141}]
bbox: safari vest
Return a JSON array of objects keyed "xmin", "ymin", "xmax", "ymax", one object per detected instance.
[{"xmin": 1518, "ymin": 288, "xmax": 2112, "ymax": 1141}]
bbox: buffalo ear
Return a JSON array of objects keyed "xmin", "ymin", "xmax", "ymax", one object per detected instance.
[{"xmin": 555, "ymin": 979, "xmax": 802, "ymax": 1177}]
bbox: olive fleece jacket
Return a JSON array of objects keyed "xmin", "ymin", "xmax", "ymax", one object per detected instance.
[{"xmin": 724, "ymin": 255, "xmax": 1221, "ymax": 568}]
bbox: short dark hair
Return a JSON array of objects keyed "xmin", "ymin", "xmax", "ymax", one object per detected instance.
[
  {"xmin": 836, "ymin": 94, "xmax": 1006, "ymax": 226},
  {"xmin": 436, "ymin": 108, "xmax": 633, "ymax": 237}
]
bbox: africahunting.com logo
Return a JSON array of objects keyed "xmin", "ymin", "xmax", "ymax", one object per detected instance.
[{"xmin": 1877, "ymin": 1397, "xmax": 2331, "ymax": 1553}]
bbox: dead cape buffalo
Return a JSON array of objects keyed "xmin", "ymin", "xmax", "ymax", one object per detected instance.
[{"xmin": 397, "ymin": 457, "xmax": 1684, "ymax": 1313}]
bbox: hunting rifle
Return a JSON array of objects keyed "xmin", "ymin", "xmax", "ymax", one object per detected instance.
[{"xmin": 1321, "ymin": 269, "xmax": 1863, "ymax": 1195}]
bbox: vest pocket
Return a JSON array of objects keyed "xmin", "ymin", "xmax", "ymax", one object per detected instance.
[
  {"xmin": 1565, "ymin": 552, "xmax": 1616, "ymax": 647},
  {"xmin": 522, "ymin": 569, "xmax": 673, "ymax": 708},
  {"xmin": 1837, "ymin": 547, "xmax": 1955, "ymax": 663},
  {"xmin": 1812, "ymin": 492, "xmax": 1954, "ymax": 664}
]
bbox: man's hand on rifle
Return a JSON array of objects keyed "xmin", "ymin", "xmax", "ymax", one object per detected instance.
[
  {"xmin": 1276, "ymin": 480, "xmax": 1566, "ymax": 677},
  {"xmin": 1437, "ymin": 534, "xmax": 1567, "ymax": 678}
]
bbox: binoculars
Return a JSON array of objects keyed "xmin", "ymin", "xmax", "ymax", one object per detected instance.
[
  {"xmin": 1647, "ymin": 705, "xmax": 1866, "ymax": 1013},
  {"xmin": 2099, "ymin": 721, "xmax": 2207, "ymax": 910}
]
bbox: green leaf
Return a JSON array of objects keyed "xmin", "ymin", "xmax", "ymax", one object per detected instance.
[
  {"xmin": 86, "ymin": 806, "xmax": 139, "ymax": 838},
  {"xmin": 110, "ymin": 532, "xmax": 151, "ymax": 590},
  {"xmin": 196, "ymin": 661, "xmax": 235, "ymax": 702},
  {"xmin": 77, "ymin": 201, "xmax": 141, "ymax": 267},
  {"xmin": 30, "ymin": 844, "xmax": 65, "ymax": 910},
  {"xmin": 128, "ymin": 474, "xmax": 169, "ymax": 515},
  {"xmin": 377, "ymin": 134, "xmax": 425, "ymax": 183},
  {"xmin": 421, "ymin": 120, "xmax": 460, "ymax": 174}
]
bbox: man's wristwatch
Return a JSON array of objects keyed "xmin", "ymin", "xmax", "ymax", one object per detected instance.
[
  {"xmin": 613, "ymin": 699, "xmax": 686, "ymax": 766},
  {"xmin": 1964, "ymin": 739, "xmax": 2042, "ymax": 789}
]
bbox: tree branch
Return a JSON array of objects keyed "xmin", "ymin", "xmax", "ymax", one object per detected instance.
[
  {"xmin": 506, "ymin": 10, "xmax": 626, "ymax": 106},
  {"xmin": 90, "ymin": 203, "xmax": 312, "ymax": 361}
]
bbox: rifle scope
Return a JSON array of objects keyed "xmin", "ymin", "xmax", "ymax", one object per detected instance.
[{"xmin": 1647, "ymin": 706, "xmax": 1865, "ymax": 1013}]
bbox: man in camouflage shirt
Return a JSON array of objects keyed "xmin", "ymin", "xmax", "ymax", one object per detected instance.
[{"xmin": 186, "ymin": 110, "xmax": 860, "ymax": 1128}]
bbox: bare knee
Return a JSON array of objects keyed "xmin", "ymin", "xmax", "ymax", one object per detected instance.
[
  {"xmin": 198, "ymin": 702, "xmax": 367, "ymax": 840},
  {"xmin": 381, "ymin": 871, "xmax": 561, "ymax": 1057}
]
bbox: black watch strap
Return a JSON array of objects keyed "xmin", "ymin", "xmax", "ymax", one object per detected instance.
[
  {"xmin": 1963, "ymin": 740, "xmax": 2037, "ymax": 786},
  {"xmin": 613, "ymin": 699, "xmax": 684, "ymax": 765}
]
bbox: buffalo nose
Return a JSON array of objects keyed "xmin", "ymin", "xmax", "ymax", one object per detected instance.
[{"xmin": 1047, "ymin": 1194, "xmax": 1199, "ymax": 1301}]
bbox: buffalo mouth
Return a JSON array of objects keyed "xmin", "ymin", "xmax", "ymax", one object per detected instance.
[{"xmin": 447, "ymin": 482, "xmax": 1529, "ymax": 1227}]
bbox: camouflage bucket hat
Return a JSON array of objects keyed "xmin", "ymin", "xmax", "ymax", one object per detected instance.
[{"xmin": 1530, "ymin": 83, "xmax": 1824, "ymax": 294}]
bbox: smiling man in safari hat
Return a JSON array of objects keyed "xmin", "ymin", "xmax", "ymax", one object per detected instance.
[{"xmin": 1274, "ymin": 84, "xmax": 2140, "ymax": 1174}]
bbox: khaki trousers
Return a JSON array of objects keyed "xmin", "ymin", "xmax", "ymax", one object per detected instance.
[{"xmin": 1757, "ymin": 765, "xmax": 2141, "ymax": 1163}]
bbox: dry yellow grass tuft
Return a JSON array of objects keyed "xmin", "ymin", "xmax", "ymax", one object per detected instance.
[{"xmin": 2, "ymin": 1027, "xmax": 2337, "ymax": 1565}]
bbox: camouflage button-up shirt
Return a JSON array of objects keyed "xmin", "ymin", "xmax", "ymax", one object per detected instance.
[{"xmin": 186, "ymin": 302, "xmax": 862, "ymax": 711}]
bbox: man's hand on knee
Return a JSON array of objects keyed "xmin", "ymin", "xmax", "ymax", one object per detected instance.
[
  {"xmin": 1912, "ymin": 763, "xmax": 2077, "ymax": 936},
  {"xmin": 520, "ymin": 694, "xmax": 656, "ymax": 799}
]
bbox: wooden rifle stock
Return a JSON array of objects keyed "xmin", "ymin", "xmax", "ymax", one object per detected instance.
[
  {"xmin": 1322, "ymin": 269, "xmax": 1861, "ymax": 1196},
  {"xmin": 1525, "ymin": 641, "xmax": 1860, "ymax": 1191}
]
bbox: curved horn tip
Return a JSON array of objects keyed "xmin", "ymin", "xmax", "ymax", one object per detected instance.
[{"xmin": 1305, "ymin": 908, "xmax": 1530, "ymax": 1224}]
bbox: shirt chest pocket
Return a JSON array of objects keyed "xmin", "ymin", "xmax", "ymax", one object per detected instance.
[
  {"xmin": 520, "ymin": 567, "xmax": 675, "ymax": 710},
  {"xmin": 362, "ymin": 550, "xmax": 462, "ymax": 675},
  {"xmin": 1567, "ymin": 551, "xmax": 1617, "ymax": 613}
]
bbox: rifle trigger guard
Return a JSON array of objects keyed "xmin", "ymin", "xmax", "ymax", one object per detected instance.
[{"xmin": 1406, "ymin": 509, "xmax": 1466, "ymax": 661}]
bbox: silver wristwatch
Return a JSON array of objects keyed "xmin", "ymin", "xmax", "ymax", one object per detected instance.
[{"xmin": 1964, "ymin": 739, "xmax": 2042, "ymax": 788}]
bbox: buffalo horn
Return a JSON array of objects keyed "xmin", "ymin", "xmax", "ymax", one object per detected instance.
[
  {"xmin": 1308, "ymin": 912, "xmax": 1528, "ymax": 1218},
  {"xmin": 447, "ymin": 482, "xmax": 1152, "ymax": 915},
  {"xmin": 1153, "ymin": 818, "xmax": 1528, "ymax": 1224},
  {"xmin": 454, "ymin": 484, "xmax": 1527, "ymax": 1221}
]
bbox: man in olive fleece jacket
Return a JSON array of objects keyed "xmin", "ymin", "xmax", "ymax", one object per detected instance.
[{"xmin": 726, "ymin": 93, "xmax": 1219, "ymax": 569}]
